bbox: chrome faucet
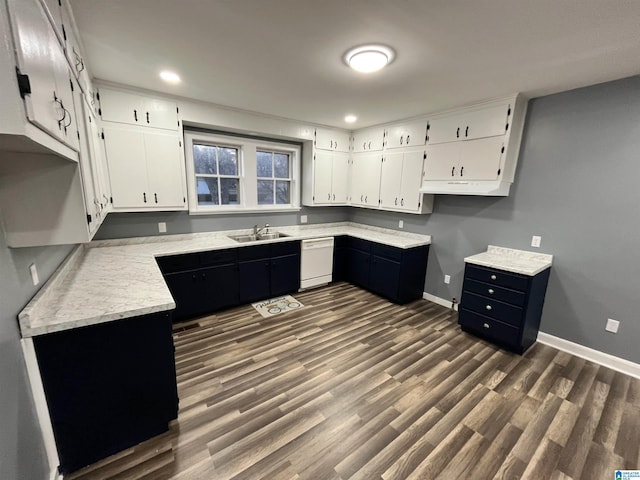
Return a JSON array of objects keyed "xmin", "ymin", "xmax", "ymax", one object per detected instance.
[{"xmin": 253, "ymin": 223, "xmax": 269, "ymax": 235}]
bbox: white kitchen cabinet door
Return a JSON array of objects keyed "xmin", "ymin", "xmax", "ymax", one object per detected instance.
[
  {"xmin": 9, "ymin": 0, "xmax": 64, "ymax": 141},
  {"xmin": 39, "ymin": 0, "xmax": 64, "ymax": 42},
  {"xmin": 102, "ymin": 127, "xmax": 148, "ymax": 209},
  {"xmin": 398, "ymin": 150, "xmax": 425, "ymax": 211},
  {"xmin": 463, "ymin": 103, "xmax": 510, "ymax": 141},
  {"xmin": 51, "ymin": 40, "xmax": 79, "ymax": 151},
  {"xmin": 351, "ymin": 153, "xmax": 382, "ymax": 207},
  {"xmin": 379, "ymin": 152, "xmax": 403, "ymax": 209},
  {"xmin": 424, "ymin": 142, "xmax": 461, "ymax": 180},
  {"xmin": 458, "ymin": 136, "xmax": 504, "ymax": 180},
  {"xmin": 312, "ymin": 150, "xmax": 333, "ymax": 204},
  {"xmin": 315, "ymin": 128, "xmax": 350, "ymax": 152},
  {"xmin": 331, "ymin": 152, "xmax": 350, "ymax": 203},
  {"xmin": 385, "ymin": 121, "xmax": 427, "ymax": 149},
  {"xmin": 427, "ymin": 114, "xmax": 462, "ymax": 145},
  {"xmin": 85, "ymin": 101, "xmax": 111, "ymax": 213},
  {"xmin": 144, "ymin": 97, "xmax": 179, "ymax": 130},
  {"xmin": 60, "ymin": 0, "xmax": 91, "ymax": 95},
  {"xmin": 352, "ymin": 127, "xmax": 384, "ymax": 153},
  {"xmin": 98, "ymin": 88, "xmax": 144, "ymax": 127},
  {"xmin": 144, "ymin": 132, "xmax": 185, "ymax": 208}
]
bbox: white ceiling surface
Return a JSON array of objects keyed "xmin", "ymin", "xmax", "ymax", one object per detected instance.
[{"xmin": 70, "ymin": 0, "xmax": 640, "ymax": 129}]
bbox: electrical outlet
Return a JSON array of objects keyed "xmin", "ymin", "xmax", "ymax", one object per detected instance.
[
  {"xmin": 398, "ymin": 220, "xmax": 404, "ymax": 229},
  {"xmin": 29, "ymin": 263, "xmax": 39, "ymax": 286},
  {"xmin": 158, "ymin": 222, "xmax": 167, "ymax": 233},
  {"xmin": 300, "ymin": 215, "xmax": 308, "ymax": 224},
  {"xmin": 605, "ymin": 318, "xmax": 620, "ymax": 333},
  {"xmin": 531, "ymin": 235, "xmax": 542, "ymax": 248},
  {"xmin": 444, "ymin": 274, "xmax": 451, "ymax": 284}
]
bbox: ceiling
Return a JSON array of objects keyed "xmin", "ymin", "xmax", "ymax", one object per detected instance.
[{"xmin": 70, "ymin": 0, "xmax": 640, "ymax": 129}]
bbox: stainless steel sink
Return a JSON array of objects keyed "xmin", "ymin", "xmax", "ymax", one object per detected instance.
[{"xmin": 228, "ymin": 232, "xmax": 289, "ymax": 243}]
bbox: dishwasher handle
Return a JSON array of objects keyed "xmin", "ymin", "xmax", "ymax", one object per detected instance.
[{"xmin": 301, "ymin": 237, "xmax": 335, "ymax": 250}]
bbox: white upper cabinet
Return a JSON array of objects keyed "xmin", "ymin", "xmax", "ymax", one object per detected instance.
[
  {"xmin": 421, "ymin": 95, "xmax": 527, "ymax": 196},
  {"xmin": 314, "ymin": 127, "xmax": 350, "ymax": 152},
  {"xmin": 39, "ymin": 0, "xmax": 64, "ymax": 42},
  {"xmin": 350, "ymin": 153, "xmax": 382, "ymax": 208},
  {"xmin": 311, "ymin": 150, "xmax": 349, "ymax": 205},
  {"xmin": 102, "ymin": 125, "xmax": 186, "ymax": 211},
  {"xmin": 98, "ymin": 88, "xmax": 179, "ymax": 131},
  {"xmin": 380, "ymin": 149, "xmax": 432, "ymax": 213},
  {"xmin": 352, "ymin": 127, "xmax": 385, "ymax": 153},
  {"xmin": 428, "ymin": 103, "xmax": 511, "ymax": 144},
  {"xmin": 385, "ymin": 120, "xmax": 427, "ymax": 149}
]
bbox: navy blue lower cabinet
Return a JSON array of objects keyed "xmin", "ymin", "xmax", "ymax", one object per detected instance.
[
  {"xmin": 33, "ymin": 312, "xmax": 178, "ymax": 474},
  {"xmin": 459, "ymin": 263, "xmax": 551, "ymax": 354},
  {"xmin": 346, "ymin": 238, "xmax": 429, "ymax": 304},
  {"xmin": 238, "ymin": 258, "xmax": 271, "ymax": 303},
  {"xmin": 270, "ymin": 253, "xmax": 301, "ymax": 297},
  {"xmin": 331, "ymin": 236, "xmax": 348, "ymax": 282}
]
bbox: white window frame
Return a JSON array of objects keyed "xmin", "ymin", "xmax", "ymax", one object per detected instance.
[
  {"xmin": 184, "ymin": 131, "xmax": 301, "ymax": 214},
  {"xmin": 256, "ymin": 148, "xmax": 293, "ymax": 206}
]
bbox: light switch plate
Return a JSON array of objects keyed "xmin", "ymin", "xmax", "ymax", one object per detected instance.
[
  {"xmin": 399, "ymin": 220, "xmax": 404, "ymax": 229},
  {"xmin": 158, "ymin": 222, "xmax": 167, "ymax": 233},
  {"xmin": 606, "ymin": 318, "xmax": 620, "ymax": 333},
  {"xmin": 300, "ymin": 215, "xmax": 308, "ymax": 224},
  {"xmin": 444, "ymin": 274, "xmax": 451, "ymax": 284},
  {"xmin": 29, "ymin": 263, "xmax": 39, "ymax": 286},
  {"xmin": 531, "ymin": 235, "xmax": 542, "ymax": 248}
]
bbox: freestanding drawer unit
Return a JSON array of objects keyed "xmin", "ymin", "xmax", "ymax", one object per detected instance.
[{"xmin": 458, "ymin": 246, "xmax": 553, "ymax": 354}]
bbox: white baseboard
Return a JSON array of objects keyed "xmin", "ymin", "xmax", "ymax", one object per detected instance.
[
  {"xmin": 536, "ymin": 332, "xmax": 640, "ymax": 379},
  {"xmin": 422, "ymin": 292, "xmax": 458, "ymax": 311},
  {"xmin": 421, "ymin": 293, "xmax": 640, "ymax": 379}
]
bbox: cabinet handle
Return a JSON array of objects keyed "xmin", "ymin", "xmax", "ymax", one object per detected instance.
[
  {"xmin": 395, "ymin": 198, "xmax": 398, "ymax": 206},
  {"xmin": 360, "ymin": 195, "xmax": 363, "ymax": 202},
  {"xmin": 333, "ymin": 194, "xmax": 335, "ymax": 201},
  {"xmin": 368, "ymin": 141, "xmax": 371, "ymax": 149},
  {"xmin": 154, "ymin": 193, "xmax": 158, "ymax": 203},
  {"xmin": 134, "ymin": 109, "xmax": 138, "ymax": 122},
  {"xmin": 451, "ymin": 166, "xmax": 455, "ymax": 177},
  {"xmin": 400, "ymin": 135, "xmax": 404, "ymax": 145},
  {"xmin": 490, "ymin": 274, "xmax": 497, "ymax": 280},
  {"xmin": 483, "ymin": 323, "xmax": 490, "ymax": 329},
  {"xmin": 365, "ymin": 195, "xmax": 368, "ymax": 203},
  {"xmin": 330, "ymin": 140, "xmax": 334, "ymax": 148},
  {"xmin": 146, "ymin": 112, "xmax": 150, "ymax": 124},
  {"xmin": 486, "ymin": 305, "xmax": 492, "ymax": 311},
  {"xmin": 53, "ymin": 94, "xmax": 65, "ymax": 123},
  {"xmin": 401, "ymin": 198, "xmax": 404, "ymax": 206},
  {"xmin": 328, "ymin": 193, "xmax": 331, "ymax": 201},
  {"xmin": 460, "ymin": 166, "xmax": 464, "ymax": 177},
  {"xmin": 363, "ymin": 142, "xmax": 366, "ymax": 149},
  {"xmin": 456, "ymin": 127, "xmax": 460, "ymax": 138},
  {"xmin": 465, "ymin": 126, "xmax": 469, "ymax": 137},
  {"xmin": 192, "ymin": 274, "xmax": 196, "ymax": 281},
  {"xmin": 202, "ymin": 273, "xmax": 206, "ymax": 279},
  {"xmin": 406, "ymin": 135, "xmax": 410, "ymax": 144},
  {"xmin": 143, "ymin": 192, "xmax": 147, "ymax": 203},
  {"xmin": 488, "ymin": 288, "xmax": 494, "ymax": 294}
]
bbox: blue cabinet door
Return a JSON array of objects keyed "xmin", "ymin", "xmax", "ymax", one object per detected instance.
[
  {"xmin": 239, "ymin": 258, "xmax": 271, "ymax": 303},
  {"xmin": 270, "ymin": 254, "xmax": 300, "ymax": 297}
]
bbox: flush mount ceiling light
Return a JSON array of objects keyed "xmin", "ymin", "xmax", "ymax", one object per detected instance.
[
  {"xmin": 344, "ymin": 114, "xmax": 357, "ymax": 123},
  {"xmin": 159, "ymin": 70, "xmax": 181, "ymax": 84},
  {"xmin": 344, "ymin": 45, "xmax": 395, "ymax": 73}
]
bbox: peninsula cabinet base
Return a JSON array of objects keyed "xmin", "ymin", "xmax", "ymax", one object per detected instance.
[{"xmin": 33, "ymin": 311, "xmax": 179, "ymax": 474}]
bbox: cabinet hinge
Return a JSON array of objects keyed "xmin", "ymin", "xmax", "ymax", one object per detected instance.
[
  {"xmin": 423, "ymin": 152, "xmax": 427, "ymax": 160},
  {"xmin": 62, "ymin": 24, "xmax": 67, "ymax": 41},
  {"xmin": 110, "ymin": 196, "xmax": 113, "ymax": 204},
  {"xmin": 176, "ymin": 107, "xmax": 179, "ymax": 114},
  {"xmin": 183, "ymin": 197, "xmax": 186, "ymax": 203},
  {"xmin": 77, "ymin": 130, "xmax": 80, "ymax": 140},
  {"xmin": 98, "ymin": 108, "xmax": 102, "ymax": 117},
  {"xmin": 86, "ymin": 214, "xmax": 92, "ymax": 224},
  {"xmin": 507, "ymin": 106, "xmax": 511, "ymax": 116},
  {"xmin": 179, "ymin": 140, "xmax": 182, "ymax": 147},
  {"xmin": 505, "ymin": 123, "xmax": 509, "ymax": 132},
  {"xmin": 312, "ymin": 196, "xmax": 315, "ymax": 201},
  {"xmin": 100, "ymin": 130, "xmax": 105, "ymax": 140},
  {"xmin": 96, "ymin": 91, "xmax": 100, "ymax": 101},
  {"xmin": 15, "ymin": 68, "xmax": 31, "ymax": 98},
  {"xmin": 57, "ymin": 0, "xmax": 61, "ymax": 6},
  {"xmin": 69, "ymin": 78, "xmax": 74, "ymax": 92},
  {"xmin": 497, "ymin": 169, "xmax": 501, "ymax": 176},
  {"xmin": 501, "ymin": 146, "xmax": 505, "ymax": 153}
]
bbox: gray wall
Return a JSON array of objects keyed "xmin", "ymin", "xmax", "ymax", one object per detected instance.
[
  {"xmin": 94, "ymin": 206, "xmax": 350, "ymax": 239},
  {"xmin": 0, "ymin": 227, "xmax": 73, "ymax": 480},
  {"xmin": 350, "ymin": 75, "xmax": 640, "ymax": 363}
]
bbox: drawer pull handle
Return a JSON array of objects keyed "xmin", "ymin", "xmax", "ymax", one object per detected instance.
[
  {"xmin": 483, "ymin": 323, "xmax": 490, "ymax": 329},
  {"xmin": 488, "ymin": 289, "xmax": 494, "ymax": 294},
  {"xmin": 486, "ymin": 305, "xmax": 492, "ymax": 311},
  {"xmin": 490, "ymin": 274, "xmax": 497, "ymax": 280}
]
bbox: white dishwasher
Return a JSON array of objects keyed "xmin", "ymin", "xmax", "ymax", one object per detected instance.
[{"xmin": 300, "ymin": 237, "xmax": 335, "ymax": 289}]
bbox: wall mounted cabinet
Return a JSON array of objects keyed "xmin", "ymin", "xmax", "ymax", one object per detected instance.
[
  {"xmin": 310, "ymin": 150, "xmax": 350, "ymax": 205},
  {"xmin": 98, "ymin": 87, "xmax": 179, "ymax": 131},
  {"xmin": 421, "ymin": 95, "xmax": 527, "ymax": 196},
  {"xmin": 314, "ymin": 127, "xmax": 350, "ymax": 152},
  {"xmin": 384, "ymin": 120, "xmax": 427, "ymax": 149},
  {"xmin": 352, "ymin": 127, "xmax": 384, "ymax": 153},
  {"xmin": 102, "ymin": 125, "xmax": 187, "ymax": 211},
  {"xmin": 350, "ymin": 152, "xmax": 382, "ymax": 208},
  {"xmin": 379, "ymin": 149, "xmax": 433, "ymax": 214}
]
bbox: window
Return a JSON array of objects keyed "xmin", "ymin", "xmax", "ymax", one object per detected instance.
[
  {"xmin": 184, "ymin": 130, "xmax": 300, "ymax": 214},
  {"xmin": 193, "ymin": 144, "xmax": 240, "ymax": 206},
  {"xmin": 256, "ymin": 150, "xmax": 291, "ymax": 205}
]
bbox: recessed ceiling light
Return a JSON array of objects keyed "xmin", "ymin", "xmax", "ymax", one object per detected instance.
[
  {"xmin": 344, "ymin": 114, "xmax": 357, "ymax": 124},
  {"xmin": 159, "ymin": 70, "xmax": 181, "ymax": 84},
  {"xmin": 344, "ymin": 45, "xmax": 395, "ymax": 73}
]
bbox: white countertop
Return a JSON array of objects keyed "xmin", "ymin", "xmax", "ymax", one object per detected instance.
[
  {"xmin": 464, "ymin": 245, "xmax": 553, "ymax": 276},
  {"xmin": 19, "ymin": 222, "xmax": 431, "ymax": 337}
]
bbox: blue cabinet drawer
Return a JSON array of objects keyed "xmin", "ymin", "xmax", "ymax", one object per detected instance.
[
  {"xmin": 465, "ymin": 264, "xmax": 529, "ymax": 292},
  {"xmin": 461, "ymin": 291, "xmax": 524, "ymax": 327},
  {"xmin": 459, "ymin": 308, "xmax": 521, "ymax": 347},
  {"xmin": 463, "ymin": 278, "xmax": 526, "ymax": 307}
]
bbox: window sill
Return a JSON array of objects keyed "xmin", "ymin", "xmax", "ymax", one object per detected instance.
[{"xmin": 188, "ymin": 206, "xmax": 302, "ymax": 216}]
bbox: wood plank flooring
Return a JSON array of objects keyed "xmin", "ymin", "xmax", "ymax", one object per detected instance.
[{"xmin": 67, "ymin": 282, "xmax": 640, "ymax": 480}]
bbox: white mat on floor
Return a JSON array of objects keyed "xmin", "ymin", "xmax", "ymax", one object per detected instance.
[{"xmin": 251, "ymin": 295, "xmax": 304, "ymax": 318}]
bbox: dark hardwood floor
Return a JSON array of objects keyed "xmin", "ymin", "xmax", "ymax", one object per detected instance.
[{"xmin": 67, "ymin": 282, "xmax": 640, "ymax": 479}]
